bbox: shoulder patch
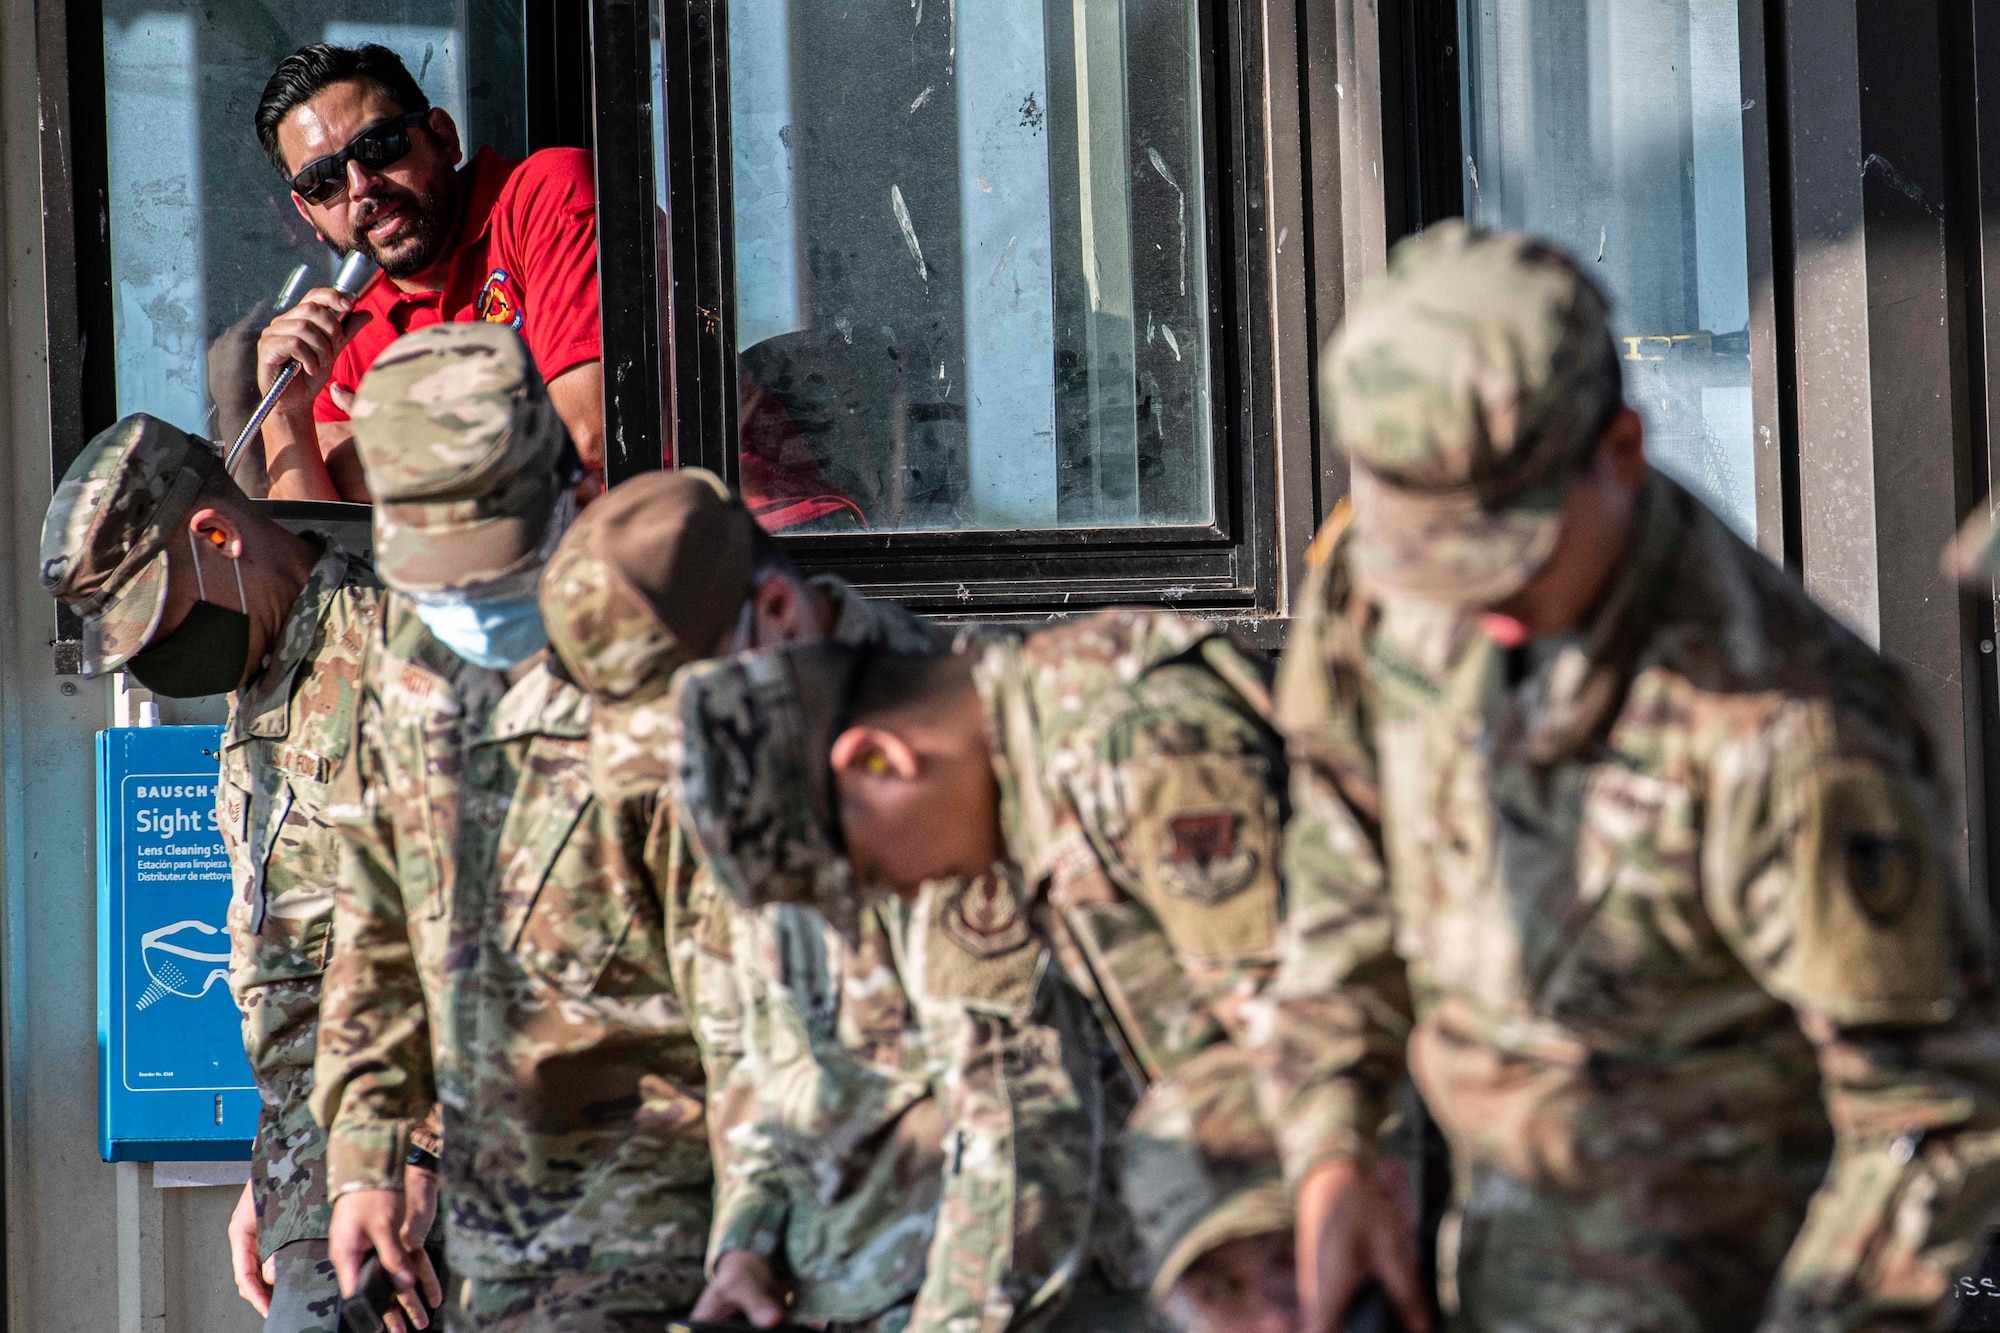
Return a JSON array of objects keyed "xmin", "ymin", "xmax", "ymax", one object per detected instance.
[
  {"xmin": 1124, "ymin": 753, "xmax": 1284, "ymax": 963},
  {"xmin": 1787, "ymin": 758, "xmax": 1956, "ymax": 1026},
  {"xmin": 476, "ymin": 268, "xmax": 523, "ymax": 330},
  {"xmin": 1160, "ymin": 810, "xmax": 1260, "ymax": 904}
]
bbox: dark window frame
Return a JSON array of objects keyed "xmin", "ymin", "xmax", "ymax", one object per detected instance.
[
  {"xmin": 1394, "ymin": 0, "xmax": 1790, "ymax": 564},
  {"xmin": 42, "ymin": 0, "xmax": 1385, "ymax": 651},
  {"xmin": 41, "ymin": 0, "xmax": 598, "ymax": 670},
  {"xmin": 645, "ymin": 0, "xmax": 1307, "ymax": 628}
]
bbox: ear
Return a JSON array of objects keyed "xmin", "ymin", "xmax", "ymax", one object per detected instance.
[
  {"xmin": 830, "ymin": 725, "xmax": 920, "ymax": 781},
  {"xmin": 751, "ymin": 574, "xmax": 801, "ymax": 644},
  {"xmin": 290, "ymin": 191, "xmax": 322, "ymax": 237},
  {"xmin": 187, "ymin": 507, "xmax": 245, "ymax": 560},
  {"xmin": 428, "ymin": 107, "xmax": 463, "ymax": 167}
]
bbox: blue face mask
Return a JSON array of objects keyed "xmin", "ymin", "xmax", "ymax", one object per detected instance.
[{"xmin": 412, "ymin": 592, "xmax": 550, "ymax": 670}]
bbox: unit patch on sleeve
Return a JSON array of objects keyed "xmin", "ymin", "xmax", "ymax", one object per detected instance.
[
  {"xmin": 476, "ymin": 269, "xmax": 523, "ymax": 330},
  {"xmin": 1159, "ymin": 809, "xmax": 1260, "ymax": 905}
]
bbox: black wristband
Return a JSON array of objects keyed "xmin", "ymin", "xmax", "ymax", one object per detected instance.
[{"xmin": 406, "ymin": 1145, "xmax": 439, "ymax": 1172}]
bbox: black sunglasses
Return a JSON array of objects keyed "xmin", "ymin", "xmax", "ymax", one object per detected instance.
[{"xmin": 288, "ymin": 111, "xmax": 429, "ymax": 205}]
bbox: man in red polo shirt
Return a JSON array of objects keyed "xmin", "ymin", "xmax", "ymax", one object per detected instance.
[{"xmin": 251, "ymin": 43, "xmax": 604, "ymax": 501}]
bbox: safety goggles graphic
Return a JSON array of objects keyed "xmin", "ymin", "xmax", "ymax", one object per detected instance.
[{"xmin": 136, "ymin": 918, "xmax": 230, "ymax": 1010}]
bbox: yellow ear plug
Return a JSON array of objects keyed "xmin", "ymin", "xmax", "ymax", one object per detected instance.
[{"xmin": 865, "ymin": 751, "xmax": 891, "ymax": 776}]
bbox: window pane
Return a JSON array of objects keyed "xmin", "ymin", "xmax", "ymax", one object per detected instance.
[
  {"xmin": 1459, "ymin": 0, "xmax": 1757, "ymax": 543},
  {"xmin": 102, "ymin": 2, "xmax": 527, "ymax": 443},
  {"xmin": 726, "ymin": 0, "xmax": 1214, "ymax": 534}
]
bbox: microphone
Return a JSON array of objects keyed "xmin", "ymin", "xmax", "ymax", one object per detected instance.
[{"xmin": 225, "ymin": 250, "xmax": 379, "ymax": 473}]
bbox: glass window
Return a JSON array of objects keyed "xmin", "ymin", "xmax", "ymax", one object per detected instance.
[
  {"xmin": 101, "ymin": 2, "xmax": 527, "ymax": 449},
  {"xmin": 724, "ymin": 0, "xmax": 1214, "ymax": 534},
  {"xmin": 1458, "ymin": 0, "xmax": 1757, "ymax": 542}
]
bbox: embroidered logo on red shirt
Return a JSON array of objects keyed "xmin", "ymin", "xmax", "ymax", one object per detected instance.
[{"xmin": 476, "ymin": 269, "xmax": 523, "ymax": 330}]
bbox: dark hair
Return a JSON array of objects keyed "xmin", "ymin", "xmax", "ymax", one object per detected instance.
[
  {"xmin": 255, "ymin": 44, "xmax": 430, "ymax": 178},
  {"xmin": 846, "ymin": 650, "xmax": 975, "ymax": 726},
  {"xmin": 193, "ymin": 463, "xmax": 253, "ymax": 515}
]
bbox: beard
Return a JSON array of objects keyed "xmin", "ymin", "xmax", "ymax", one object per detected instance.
[{"xmin": 346, "ymin": 178, "xmax": 455, "ymax": 279}]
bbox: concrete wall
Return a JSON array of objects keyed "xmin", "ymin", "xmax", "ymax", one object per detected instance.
[{"xmin": 0, "ymin": 0, "xmax": 260, "ymax": 1326}]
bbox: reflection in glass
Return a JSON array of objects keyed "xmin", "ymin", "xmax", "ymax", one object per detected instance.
[
  {"xmin": 726, "ymin": 0, "xmax": 1214, "ymax": 533},
  {"xmin": 102, "ymin": 2, "xmax": 526, "ymax": 459},
  {"xmin": 1459, "ymin": 0, "xmax": 1756, "ymax": 541}
]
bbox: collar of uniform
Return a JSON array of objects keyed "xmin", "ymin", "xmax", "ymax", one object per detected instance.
[
  {"xmin": 476, "ymin": 654, "xmax": 591, "ymax": 747},
  {"xmin": 815, "ymin": 571, "xmax": 952, "ymax": 653},
  {"xmin": 1516, "ymin": 471, "xmax": 1682, "ymax": 763},
  {"xmin": 969, "ymin": 630, "xmax": 1057, "ymax": 885},
  {"xmin": 228, "ymin": 538, "xmax": 349, "ymax": 745}
]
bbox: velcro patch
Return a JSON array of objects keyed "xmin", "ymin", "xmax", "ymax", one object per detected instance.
[
  {"xmin": 1127, "ymin": 754, "xmax": 1282, "ymax": 963},
  {"xmin": 1161, "ymin": 810, "xmax": 1259, "ymax": 904},
  {"xmin": 396, "ymin": 664, "xmax": 437, "ymax": 699},
  {"xmin": 272, "ymin": 745, "xmax": 331, "ymax": 784},
  {"xmin": 921, "ymin": 873, "xmax": 1044, "ymax": 1013},
  {"xmin": 941, "ymin": 876, "xmax": 1033, "ymax": 957},
  {"xmin": 1790, "ymin": 758, "xmax": 1955, "ymax": 1025}
]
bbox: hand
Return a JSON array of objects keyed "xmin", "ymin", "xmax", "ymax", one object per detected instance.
[
  {"xmin": 329, "ymin": 1188, "xmax": 444, "ymax": 1332},
  {"xmin": 227, "ymin": 1179, "xmax": 271, "ymax": 1316},
  {"xmin": 1296, "ymin": 1156, "xmax": 1430, "ymax": 1333},
  {"xmin": 400, "ymin": 1161, "xmax": 439, "ymax": 1252},
  {"xmin": 254, "ymin": 287, "xmax": 373, "ymax": 412},
  {"xmin": 691, "ymin": 1250, "xmax": 787, "ymax": 1327}
]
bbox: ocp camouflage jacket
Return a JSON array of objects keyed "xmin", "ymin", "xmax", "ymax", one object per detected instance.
[
  {"xmin": 635, "ymin": 578, "xmax": 951, "ymax": 1323},
  {"xmin": 902, "ymin": 610, "xmax": 1287, "ymax": 1332},
  {"xmin": 313, "ymin": 595, "xmax": 709, "ymax": 1282},
  {"xmin": 1251, "ymin": 473, "xmax": 2000, "ymax": 1328},
  {"xmin": 221, "ymin": 540, "xmax": 379, "ymax": 1260}
]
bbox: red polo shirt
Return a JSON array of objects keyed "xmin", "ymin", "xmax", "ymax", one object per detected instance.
[{"xmin": 314, "ymin": 146, "xmax": 601, "ymax": 422}]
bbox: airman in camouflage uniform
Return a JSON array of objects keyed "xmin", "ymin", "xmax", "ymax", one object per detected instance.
[
  {"xmin": 1249, "ymin": 222, "xmax": 2000, "ymax": 1331},
  {"xmin": 311, "ymin": 323, "xmax": 709, "ymax": 1331},
  {"xmin": 671, "ymin": 606, "xmax": 1288, "ymax": 1331},
  {"xmin": 536, "ymin": 471, "xmax": 949, "ymax": 1330},
  {"xmin": 40, "ymin": 414, "xmax": 394, "ymax": 1333}
]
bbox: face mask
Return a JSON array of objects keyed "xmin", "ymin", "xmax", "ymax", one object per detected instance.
[
  {"xmin": 126, "ymin": 532, "xmax": 252, "ymax": 698},
  {"xmin": 413, "ymin": 592, "xmax": 549, "ymax": 670},
  {"xmin": 406, "ymin": 490, "xmax": 576, "ymax": 670}
]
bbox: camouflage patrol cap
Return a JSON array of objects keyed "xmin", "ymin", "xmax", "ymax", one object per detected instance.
[
  {"xmin": 350, "ymin": 322, "xmax": 578, "ymax": 593},
  {"xmin": 542, "ymin": 468, "xmax": 761, "ymax": 799},
  {"xmin": 541, "ymin": 469, "xmax": 758, "ymax": 705},
  {"xmin": 1121, "ymin": 1042, "xmax": 1294, "ymax": 1302},
  {"xmin": 673, "ymin": 642, "xmax": 880, "ymax": 926},
  {"xmin": 1325, "ymin": 221, "xmax": 1623, "ymax": 605},
  {"xmin": 40, "ymin": 414, "xmax": 226, "ymax": 676}
]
